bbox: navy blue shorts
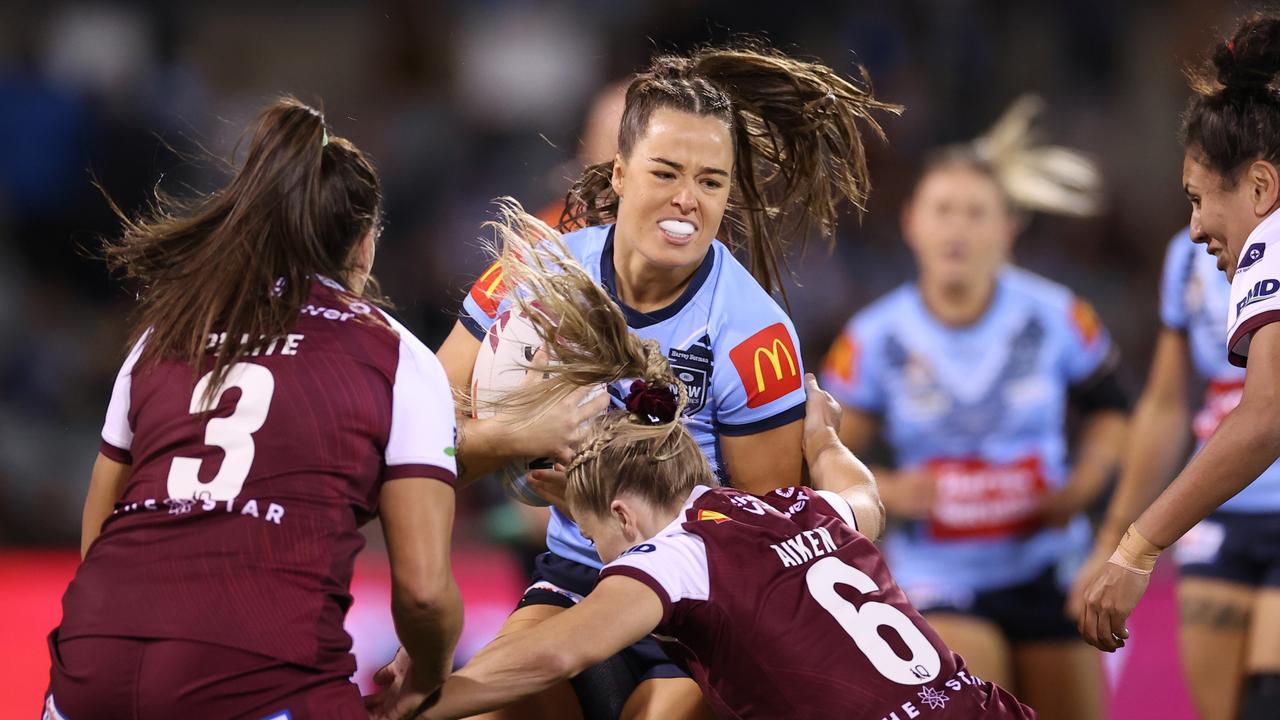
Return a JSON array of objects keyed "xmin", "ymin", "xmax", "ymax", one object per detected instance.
[
  {"xmin": 911, "ymin": 566, "xmax": 1079, "ymax": 643},
  {"xmin": 1174, "ymin": 510, "xmax": 1280, "ymax": 587},
  {"xmin": 518, "ymin": 551, "xmax": 687, "ymax": 682}
]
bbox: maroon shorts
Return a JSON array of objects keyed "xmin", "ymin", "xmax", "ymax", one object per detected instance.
[{"xmin": 45, "ymin": 629, "xmax": 365, "ymax": 720}]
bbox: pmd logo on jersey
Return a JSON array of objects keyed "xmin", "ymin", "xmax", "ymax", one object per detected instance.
[
  {"xmin": 1238, "ymin": 243, "xmax": 1267, "ymax": 273},
  {"xmin": 621, "ymin": 543, "xmax": 656, "ymax": 556},
  {"xmin": 729, "ymin": 323, "xmax": 801, "ymax": 408},
  {"xmin": 667, "ymin": 334, "xmax": 713, "ymax": 414},
  {"xmin": 1236, "ymin": 278, "xmax": 1280, "ymax": 315}
]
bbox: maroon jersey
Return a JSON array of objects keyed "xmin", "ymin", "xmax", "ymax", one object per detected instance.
[
  {"xmin": 600, "ymin": 485, "xmax": 1036, "ymax": 720},
  {"xmin": 57, "ymin": 278, "xmax": 457, "ymax": 675}
]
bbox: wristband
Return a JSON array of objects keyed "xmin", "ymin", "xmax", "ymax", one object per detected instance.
[{"xmin": 1107, "ymin": 524, "xmax": 1162, "ymax": 575}]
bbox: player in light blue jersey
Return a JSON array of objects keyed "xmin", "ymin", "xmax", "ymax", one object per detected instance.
[
  {"xmin": 821, "ymin": 98, "xmax": 1130, "ymax": 720},
  {"xmin": 423, "ymin": 44, "xmax": 897, "ymax": 720},
  {"xmin": 1072, "ymin": 228, "xmax": 1280, "ymax": 719}
]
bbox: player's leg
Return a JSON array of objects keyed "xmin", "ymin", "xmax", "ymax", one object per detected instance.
[
  {"xmin": 999, "ymin": 567, "xmax": 1104, "ymax": 720},
  {"xmin": 620, "ymin": 678, "xmax": 714, "ymax": 720},
  {"xmin": 921, "ymin": 613, "xmax": 1014, "ymax": 689},
  {"xmin": 1175, "ymin": 578, "xmax": 1253, "ymax": 720},
  {"xmin": 1173, "ymin": 512, "xmax": 1262, "ymax": 720},
  {"xmin": 1239, "ymin": 580, "xmax": 1280, "ymax": 719},
  {"xmin": 1011, "ymin": 641, "xmax": 1105, "ymax": 720}
]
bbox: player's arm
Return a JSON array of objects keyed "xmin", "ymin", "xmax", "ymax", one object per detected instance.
[
  {"xmin": 419, "ymin": 575, "xmax": 662, "ymax": 720},
  {"xmin": 1081, "ymin": 323, "xmax": 1280, "ymax": 651},
  {"xmin": 720, "ymin": 420, "xmax": 803, "ymax": 494},
  {"xmin": 1045, "ymin": 369, "xmax": 1132, "ymax": 526},
  {"xmin": 80, "ymin": 453, "xmax": 130, "ymax": 558},
  {"xmin": 802, "ymin": 375, "xmax": 885, "ymax": 540},
  {"xmin": 1137, "ymin": 321, "xmax": 1280, "ymax": 546},
  {"xmin": 380, "ymin": 476, "xmax": 463, "ymax": 695}
]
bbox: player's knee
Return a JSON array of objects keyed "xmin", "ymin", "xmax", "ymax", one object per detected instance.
[{"xmin": 1240, "ymin": 673, "xmax": 1280, "ymax": 720}]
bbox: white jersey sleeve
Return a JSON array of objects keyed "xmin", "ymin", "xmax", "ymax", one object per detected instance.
[
  {"xmin": 100, "ymin": 333, "xmax": 148, "ymax": 463},
  {"xmin": 599, "ymin": 530, "xmax": 710, "ymax": 622},
  {"xmin": 1227, "ymin": 211, "xmax": 1280, "ymax": 367},
  {"xmin": 382, "ymin": 313, "xmax": 459, "ymax": 485}
]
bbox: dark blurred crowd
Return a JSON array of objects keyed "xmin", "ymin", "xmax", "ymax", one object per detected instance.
[{"xmin": 0, "ymin": 0, "xmax": 1240, "ymax": 543}]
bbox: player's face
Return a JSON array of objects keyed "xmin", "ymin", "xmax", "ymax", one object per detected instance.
[
  {"xmin": 903, "ymin": 165, "xmax": 1015, "ymax": 291},
  {"xmin": 1183, "ymin": 152, "xmax": 1265, "ymax": 280},
  {"xmin": 611, "ymin": 108, "xmax": 733, "ymax": 276},
  {"xmin": 576, "ymin": 509, "xmax": 631, "ymax": 564}
]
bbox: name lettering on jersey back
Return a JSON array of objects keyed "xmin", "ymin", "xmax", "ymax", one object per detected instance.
[
  {"xmin": 770, "ymin": 526, "xmax": 838, "ymax": 568},
  {"xmin": 206, "ymin": 333, "xmax": 305, "ymax": 356}
]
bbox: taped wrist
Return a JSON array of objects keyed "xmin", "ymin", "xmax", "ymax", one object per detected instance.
[{"xmin": 1107, "ymin": 524, "xmax": 1162, "ymax": 575}]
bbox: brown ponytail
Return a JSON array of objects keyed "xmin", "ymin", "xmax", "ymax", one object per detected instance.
[
  {"xmin": 104, "ymin": 96, "xmax": 383, "ymax": 404},
  {"xmin": 562, "ymin": 41, "xmax": 901, "ymax": 296}
]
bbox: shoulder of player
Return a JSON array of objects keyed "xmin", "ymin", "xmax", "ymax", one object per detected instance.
[
  {"xmin": 1000, "ymin": 266, "xmax": 1086, "ymax": 317},
  {"xmin": 704, "ymin": 241, "xmax": 795, "ymax": 337},
  {"xmin": 558, "ymin": 223, "xmax": 610, "ymax": 268},
  {"xmin": 374, "ymin": 309, "xmax": 447, "ymax": 378}
]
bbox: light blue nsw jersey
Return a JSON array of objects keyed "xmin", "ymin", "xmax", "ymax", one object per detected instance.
[
  {"xmin": 1161, "ymin": 228, "xmax": 1280, "ymax": 511},
  {"xmin": 821, "ymin": 267, "xmax": 1114, "ymax": 592},
  {"xmin": 463, "ymin": 224, "xmax": 806, "ymax": 569}
]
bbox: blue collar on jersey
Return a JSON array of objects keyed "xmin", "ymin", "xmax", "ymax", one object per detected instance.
[{"xmin": 599, "ymin": 224, "xmax": 717, "ymax": 328}]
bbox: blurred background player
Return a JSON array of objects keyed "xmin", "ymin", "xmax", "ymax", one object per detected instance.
[
  {"xmin": 433, "ymin": 45, "xmax": 898, "ymax": 720},
  {"xmin": 1079, "ymin": 15, "xmax": 1280, "ymax": 719},
  {"xmin": 46, "ymin": 98, "xmax": 462, "ymax": 719},
  {"xmin": 1071, "ymin": 226, "xmax": 1280, "ymax": 720},
  {"xmin": 820, "ymin": 97, "xmax": 1131, "ymax": 720},
  {"xmin": 368, "ymin": 212, "xmax": 1035, "ymax": 719}
]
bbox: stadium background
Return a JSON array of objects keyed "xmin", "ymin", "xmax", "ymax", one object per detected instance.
[{"xmin": 0, "ymin": 0, "xmax": 1248, "ymax": 716}]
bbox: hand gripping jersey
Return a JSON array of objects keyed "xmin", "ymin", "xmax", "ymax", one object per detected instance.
[
  {"xmin": 59, "ymin": 278, "xmax": 457, "ymax": 675},
  {"xmin": 462, "ymin": 224, "xmax": 806, "ymax": 569},
  {"xmin": 820, "ymin": 267, "xmax": 1114, "ymax": 592},
  {"xmin": 1162, "ymin": 228, "xmax": 1280, "ymax": 511},
  {"xmin": 601, "ymin": 486, "xmax": 1035, "ymax": 720}
]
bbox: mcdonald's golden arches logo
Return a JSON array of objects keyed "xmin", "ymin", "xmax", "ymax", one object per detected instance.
[
  {"xmin": 468, "ymin": 261, "xmax": 508, "ymax": 318},
  {"xmin": 729, "ymin": 322, "xmax": 802, "ymax": 408}
]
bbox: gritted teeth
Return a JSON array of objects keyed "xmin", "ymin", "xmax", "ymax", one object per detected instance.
[{"xmin": 659, "ymin": 219, "xmax": 696, "ymax": 237}]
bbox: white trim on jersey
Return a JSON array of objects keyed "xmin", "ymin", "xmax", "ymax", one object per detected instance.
[
  {"xmin": 814, "ymin": 489, "xmax": 858, "ymax": 532},
  {"xmin": 604, "ymin": 486, "xmax": 713, "ymax": 605},
  {"xmin": 101, "ymin": 331, "xmax": 149, "ymax": 452},
  {"xmin": 381, "ymin": 313, "xmax": 459, "ymax": 475},
  {"xmin": 1228, "ymin": 209, "xmax": 1280, "ymax": 365}
]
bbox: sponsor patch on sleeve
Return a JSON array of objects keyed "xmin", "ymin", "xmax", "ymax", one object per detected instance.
[
  {"xmin": 1070, "ymin": 298, "xmax": 1102, "ymax": 347},
  {"xmin": 822, "ymin": 331, "xmax": 857, "ymax": 384},
  {"xmin": 468, "ymin": 261, "xmax": 508, "ymax": 318},
  {"xmin": 729, "ymin": 322, "xmax": 802, "ymax": 408}
]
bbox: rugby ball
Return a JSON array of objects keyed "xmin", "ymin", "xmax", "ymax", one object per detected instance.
[{"xmin": 471, "ymin": 309, "xmax": 554, "ymax": 506}]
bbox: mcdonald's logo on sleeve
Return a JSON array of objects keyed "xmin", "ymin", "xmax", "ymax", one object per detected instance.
[
  {"xmin": 823, "ymin": 331, "xmax": 857, "ymax": 384},
  {"xmin": 729, "ymin": 322, "xmax": 802, "ymax": 408},
  {"xmin": 1070, "ymin": 298, "xmax": 1102, "ymax": 347},
  {"xmin": 468, "ymin": 261, "xmax": 508, "ymax": 318}
]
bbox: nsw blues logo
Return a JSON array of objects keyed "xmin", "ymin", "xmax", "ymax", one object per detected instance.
[
  {"xmin": 668, "ymin": 334, "xmax": 713, "ymax": 415},
  {"xmin": 1239, "ymin": 242, "xmax": 1267, "ymax": 273}
]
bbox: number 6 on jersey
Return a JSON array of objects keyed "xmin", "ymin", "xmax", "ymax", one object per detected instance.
[
  {"xmin": 806, "ymin": 555, "xmax": 942, "ymax": 685},
  {"xmin": 167, "ymin": 362, "xmax": 275, "ymax": 502}
]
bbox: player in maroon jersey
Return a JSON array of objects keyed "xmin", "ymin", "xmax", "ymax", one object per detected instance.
[
  {"xmin": 45, "ymin": 98, "xmax": 462, "ymax": 720},
  {"xmin": 368, "ymin": 375, "xmax": 1035, "ymax": 720}
]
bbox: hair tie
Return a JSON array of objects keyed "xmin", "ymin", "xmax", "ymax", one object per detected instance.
[
  {"xmin": 625, "ymin": 379, "xmax": 678, "ymax": 425},
  {"xmin": 1227, "ymin": 39, "xmax": 1236, "ymax": 57},
  {"xmin": 321, "ymin": 128, "xmax": 330, "ymax": 147}
]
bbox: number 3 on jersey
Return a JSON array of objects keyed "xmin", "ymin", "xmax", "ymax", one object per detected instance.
[
  {"xmin": 806, "ymin": 556, "xmax": 942, "ymax": 685},
  {"xmin": 167, "ymin": 363, "xmax": 275, "ymax": 502}
]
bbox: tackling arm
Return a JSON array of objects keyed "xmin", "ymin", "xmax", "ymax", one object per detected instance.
[{"xmin": 421, "ymin": 575, "xmax": 662, "ymax": 719}]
